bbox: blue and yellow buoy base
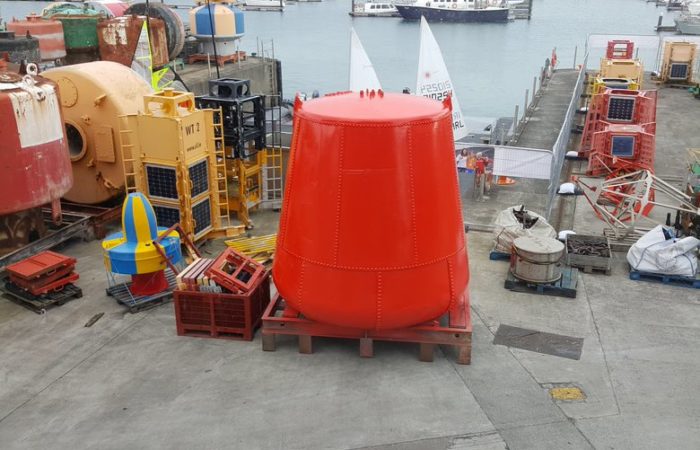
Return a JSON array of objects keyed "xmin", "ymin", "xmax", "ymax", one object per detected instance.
[
  {"xmin": 102, "ymin": 192, "xmax": 183, "ymax": 296},
  {"xmin": 102, "ymin": 228, "xmax": 181, "ymax": 275}
]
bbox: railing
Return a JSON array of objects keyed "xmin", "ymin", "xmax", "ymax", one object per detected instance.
[{"xmin": 544, "ymin": 53, "xmax": 589, "ymax": 220}]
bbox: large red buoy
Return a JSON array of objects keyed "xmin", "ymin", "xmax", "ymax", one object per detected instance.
[
  {"xmin": 273, "ymin": 91, "xmax": 469, "ymax": 330},
  {"xmin": 0, "ymin": 67, "xmax": 72, "ymax": 254}
]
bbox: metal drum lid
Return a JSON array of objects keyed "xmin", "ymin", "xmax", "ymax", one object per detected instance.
[{"xmin": 513, "ymin": 236, "xmax": 565, "ymax": 263}]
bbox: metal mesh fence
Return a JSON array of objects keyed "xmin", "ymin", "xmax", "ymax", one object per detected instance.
[{"xmin": 545, "ymin": 53, "xmax": 588, "ymax": 220}]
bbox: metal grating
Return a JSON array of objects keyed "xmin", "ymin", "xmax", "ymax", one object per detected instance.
[
  {"xmin": 152, "ymin": 204, "xmax": 181, "ymax": 229},
  {"xmin": 188, "ymin": 160, "xmax": 209, "ymax": 198},
  {"xmin": 493, "ymin": 324, "xmax": 584, "ymax": 360},
  {"xmin": 192, "ymin": 198, "xmax": 212, "ymax": 236},
  {"xmin": 669, "ymin": 63, "xmax": 689, "ymax": 80},
  {"xmin": 146, "ymin": 165, "xmax": 178, "ymax": 200},
  {"xmin": 611, "ymin": 135, "xmax": 635, "ymax": 158},
  {"xmin": 607, "ymin": 96, "xmax": 635, "ymax": 122}
]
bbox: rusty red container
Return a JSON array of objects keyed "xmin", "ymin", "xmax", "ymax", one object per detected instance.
[
  {"xmin": 273, "ymin": 91, "xmax": 469, "ymax": 330},
  {"xmin": 97, "ymin": 15, "xmax": 169, "ymax": 68},
  {"xmin": 7, "ymin": 14, "xmax": 66, "ymax": 61},
  {"xmin": 0, "ymin": 71, "xmax": 73, "ymax": 215}
]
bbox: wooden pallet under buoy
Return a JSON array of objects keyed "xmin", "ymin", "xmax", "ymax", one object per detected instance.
[{"xmin": 261, "ymin": 294, "xmax": 472, "ymax": 364}]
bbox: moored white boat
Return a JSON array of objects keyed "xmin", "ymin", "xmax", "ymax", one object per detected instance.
[
  {"xmin": 675, "ymin": 1, "xmax": 700, "ymax": 34},
  {"xmin": 350, "ymin": 1, "xmax": 399, "ymax": 17},
  {"xmin": 395, "ymin": 0, "xmax": 509, "ymax": 23},
  {"xmin": 243, "ymin": 0, "xmax": 286, "ymax": 10}
]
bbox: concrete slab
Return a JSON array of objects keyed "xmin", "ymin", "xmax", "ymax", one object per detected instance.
[
  {"xmin": 2, "ymin": 70, "xmax": 700, "ymax": 450},
  {"xmin": 498, "ymin": 421, "xmax": 594, "ymax": 450},
  {"xmin": 0, "ymin": 270, "xmax": 498, "ymax": 450}
]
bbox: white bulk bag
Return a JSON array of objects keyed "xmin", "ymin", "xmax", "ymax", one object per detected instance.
[
  {"xmin": 626, "ymin": 225, "xmax": 700, "ymax": 277},
  {"xmin": 492, "ymin": 205, "xmax": 557, "ymax": 254}
]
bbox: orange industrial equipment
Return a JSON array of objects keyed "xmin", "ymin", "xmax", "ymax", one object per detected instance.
[
  {"xmin": 580, "ymin": 89, "xmax": 657, "ymax": 158},
  {"xmin": 587, "ymin": 123, "xmax": 656, "ymax": 177},
  {"xmin": 606, "ymin": 40, "xmax": 634, "ymax": 60},
  {"xmin": 273, "ymin": 91, "xmax": 469, "ymax": 330}
]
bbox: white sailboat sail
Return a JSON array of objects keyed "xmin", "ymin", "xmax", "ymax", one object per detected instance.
[
  {"xmin": 349, "ymin": 27, "xmax": 382, "ymax": 91},
  {"xmin": 416, "ymin": 17, "xmax": 468, "ymax": 141},
  {"xmin": 131, "ymin": 21, "xmax": 154, "ymax": 88}
]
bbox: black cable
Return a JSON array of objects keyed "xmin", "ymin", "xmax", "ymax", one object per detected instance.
[{"xmin": 206, "ymin": 0, "xmax": 220, "ymax": 79}]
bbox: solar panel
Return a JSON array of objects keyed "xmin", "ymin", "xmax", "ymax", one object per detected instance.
[
  {"xmin": 189, "ymin": 160, "xmax": 209, "ymax": 198},
  {"xmin": 152, "ymin": 204, "xmax": 181, "ymax": 228},
  {"xmin": 192, "ymin": 198, "xmax": 212, "ymax": 236},
  {"xmin": 611, "ymin": 135, "xmax": 635, "ymax": 158},
  {"xmin": 669, "ymin": 63, "xmax": 688, "ymax": 80},
  {"xmin": 607, "ymin": 96, "xmax": 635, "ymax": 122},
  {"xmin": 146, "ymin": 165, "xmax": 178, "ymax": 200}
]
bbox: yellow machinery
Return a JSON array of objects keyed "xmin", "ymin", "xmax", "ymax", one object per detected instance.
[
  {"xmin": 588, "ymin": 76, "xmax": 640, "ymax": 97},
  {"xmin": 659, "ymin": 41, "xmax": 697, "ymax": 84},
  {"xmin": 194, "ymin": 78, "xmax": 284, "ymax": 229},
  {"xmin": 43, "ymin": 61, "xmax": 152, "ymax": 204},
  {"xmin": 599, "ymin": 59, "xmax": 644, "ymax": 88},
  {"xmin": 228, "ymin": 150, "xmax": 266, "ymax": 227},
  {"xmin": 119, "ymin": 89, "xmax": 240, "ymax": 242}
]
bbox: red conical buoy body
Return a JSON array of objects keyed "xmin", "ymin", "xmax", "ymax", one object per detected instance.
[
  {"xmin": 273, "ymin": 91, "xmax": 469, "ymax": 330},
  {"xmin": 130, "ymin": 271, "xmax": 168, "ymax": 296}
]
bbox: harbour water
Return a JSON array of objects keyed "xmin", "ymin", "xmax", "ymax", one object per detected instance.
[{"xmin": 0, "ymin": 0, "xmax": 678, "ymax": 126}]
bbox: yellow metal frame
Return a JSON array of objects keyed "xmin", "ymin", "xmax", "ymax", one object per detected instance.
[
  {"xmin": 118, "ymin": 89, "xmax": 240, "ymax": 242},
  {"xmin": 598, "ymin": 58, "xmax": 644, "ymax": 88},
  {"xmin": 226, "ymin": 148, "xmax": 267, "ymax": 228},
  {"xmin": 589, "ymin": 77, "xmax": 640, "ymax": 95},
  {"xmin": 659, "ymin": 41, "xmax": 697, "ymax": 84}
]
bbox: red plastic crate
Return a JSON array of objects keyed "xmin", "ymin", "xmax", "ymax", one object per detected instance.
[
  {"xmin": 173, "ymin": 272, "xmax": 270, "ymax": 340},
  {"xmin": 6, "ymin": 251, "xmax": 76, "ymax": 281},
  {"xmin": 205, "ymin": 248, "xmax": 266, "ymax": 294}
]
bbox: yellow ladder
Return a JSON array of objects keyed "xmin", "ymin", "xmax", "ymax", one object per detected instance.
[
  {"xmin": 210, "ymin": 108, "xmax": 231, "ymax": 229},
  {"xmin": 118, "ymin": 116, "xmax": 139, "ymax": 194}
]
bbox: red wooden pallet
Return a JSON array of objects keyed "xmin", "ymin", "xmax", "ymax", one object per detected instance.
[
  {"xmin": 261, "ymin": 294, "xmax": 472, "ymax": 364},
  {"xmin": 188, "ymin": 52, "xmax": 246, "ymax": 68},
  {"xmin": 173, "ymin": 272, "xmax": 270, "ymax": 341}
]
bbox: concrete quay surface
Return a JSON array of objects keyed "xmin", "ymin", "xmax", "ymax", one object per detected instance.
[{"xmin": 1, "ymin": 70, "xmax": 699, "ymax": 450}]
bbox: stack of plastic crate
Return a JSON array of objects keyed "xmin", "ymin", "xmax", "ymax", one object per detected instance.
[{"xmin": 173, "ymin": 249, "xmax": 270, "ymax": 340}]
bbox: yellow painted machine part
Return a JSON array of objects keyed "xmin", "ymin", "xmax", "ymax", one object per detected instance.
[
  {"xmin": 118, "ymin": 91, "xmax": 236, "ymax": 242},
  {"xmin": 225, "ymin": 234, "xmax": 277, "ymax": 264},
  {"xmin": 43, "ymin": 61, "xmax": 153, "ymax": 204},
  {"xmin": 660, "ymin": 41, "xmax": 697, "ymax": 83},
  {"xmin": 588, "ymin": 77, "xmax": 640, "ymax": 96},
  {"xmin": 226, "ymin": 150, "xmax": 266, "ymax": 228},
  {"xmin": 598, "ymin": 59, "xmax": 644, "ymax": 88}
]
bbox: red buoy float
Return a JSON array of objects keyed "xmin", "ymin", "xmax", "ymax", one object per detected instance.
[
  {"xmin": 273, "ymin": 91, "xmax": 469, "ymax": 330},
  {"xmin": 7, "ymin": 15, "xmax": 66, "ymax": 61}
]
